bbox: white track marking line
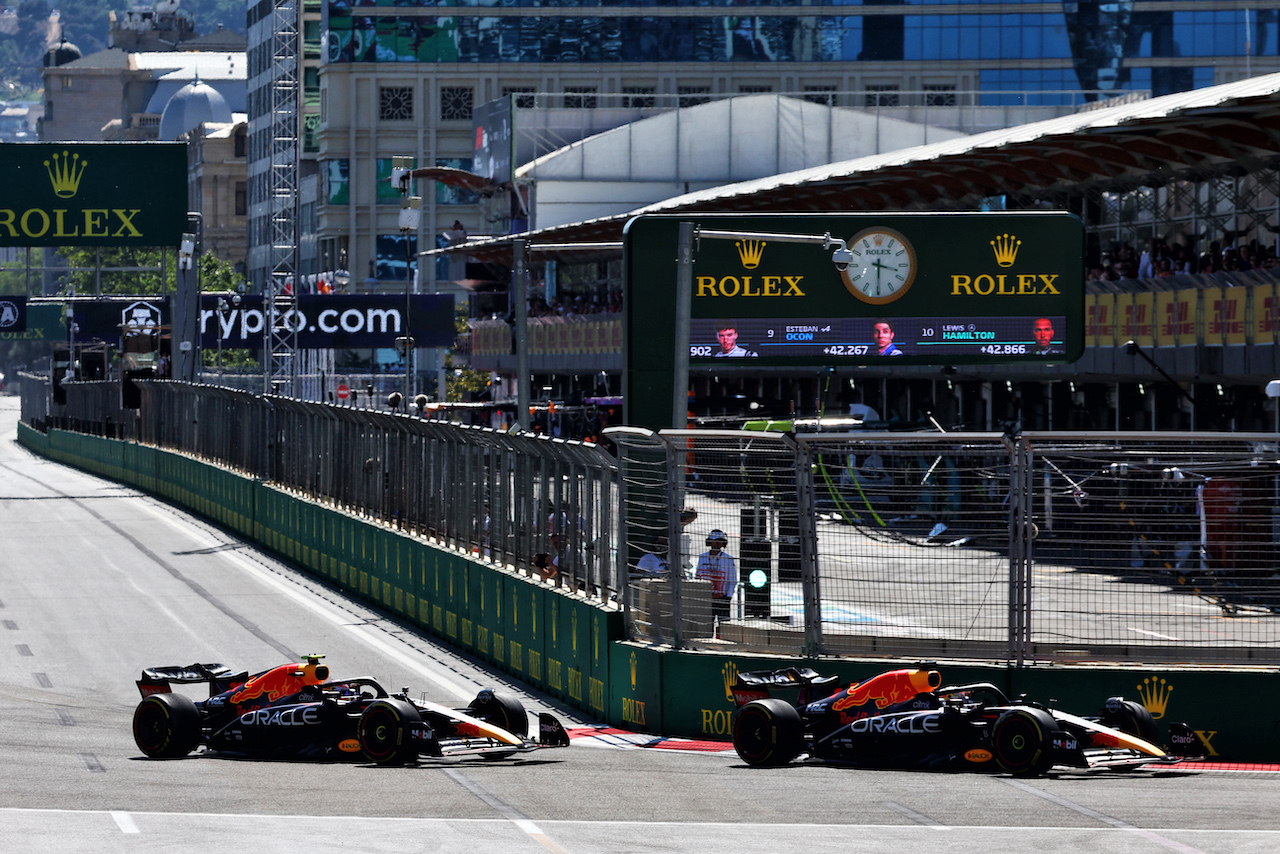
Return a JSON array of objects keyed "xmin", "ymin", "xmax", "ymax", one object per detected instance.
[
  {"xmin": 1003, "ymin": 778, "xmax": 1207, "ymax": 854},
  {"xmin": 445, "ymin": 769, "xmax": 574, "ymax": 854},
  {"xmin": 110, "ymin": 811, "xmax": 139, "ymax": 833}
]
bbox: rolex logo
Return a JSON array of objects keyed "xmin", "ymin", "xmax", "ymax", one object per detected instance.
[
  {"xmin": 45, "ymin": 150, "xmax": 88, "ymax": 198},
  {"xmin": 991, "ymin": 233, "xmax": 1021, "ymax": 267},
  {"xmin": 721, "ymin": 661, "xmax": 739, "ymax": 702},
  {"xmin": 630, "ymin": 652, "xmax": 638, "ymax": 690},
  {"xmin": 735, "ymin": 239, "xmax": 765, "ymax": 269},
  {"xmin": 1136, "ymin": 676, "xmax": 1172, "ymax": 719}
]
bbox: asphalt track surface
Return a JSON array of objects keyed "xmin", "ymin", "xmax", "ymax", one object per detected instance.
[{"xmin": 3, "ymin": 396, "xmax": 1280, "ymax": 854}]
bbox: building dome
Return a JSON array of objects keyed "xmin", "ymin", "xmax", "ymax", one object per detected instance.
[
  {"xmin": 158, "ymin": 77, "xmax": 232, "ymax": 140},
  {"xmin": 43, "ymin": 38, "xmax": 83, "ymax": 68}
]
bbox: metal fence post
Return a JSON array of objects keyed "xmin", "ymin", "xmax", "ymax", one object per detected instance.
[
  {"xmin": 795, "ymin": 440, "xmax": 824, "ymax": 655},
  {"xmin": 664, "ymin": 434, "xmax": 685, "ymax": 649},
  {"xmin": 1005, "ymin": 434, "xmax": 1032, "ymax": 665}
]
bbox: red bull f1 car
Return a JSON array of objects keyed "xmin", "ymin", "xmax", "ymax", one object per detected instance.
[
  {"xmin": 730, "ymin": 665, "xmax": 1200, "ymax": 775},
  {"xmin": 132, "ymin": 655, "xmax": 570, "ymax": 763}
]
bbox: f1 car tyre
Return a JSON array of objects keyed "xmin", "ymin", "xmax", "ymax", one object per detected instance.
[
  {"xmin": 467, "ymin": 689, "xmax": 529, "ymax": 738},
  {"xmin": 991, "ymin": 708, "xmax": 1057, "ymax": 776},
  {"xmin": 133, "ymin": 692, "xmax": 201, "ymax": 759},
  {"xmin": 733, "ymin": 698, "xmax": 804, "ymax": 767},
  {"xmin": 1102, "ymin": 698, "xmax": 1159, "ymax": 745},
  {"xmin": 358, "ymin": 698, "xmax": 422, "ymax": 765}
]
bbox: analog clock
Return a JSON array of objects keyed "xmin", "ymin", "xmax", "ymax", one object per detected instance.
[{"xmin": 841, "ymin": 227, "xmax": 917, "ymax": 304}]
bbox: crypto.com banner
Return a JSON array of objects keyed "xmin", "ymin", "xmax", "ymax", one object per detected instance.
[{"xmin": 199, "ymin": 294, "xmax": 455, "ymax": 349}]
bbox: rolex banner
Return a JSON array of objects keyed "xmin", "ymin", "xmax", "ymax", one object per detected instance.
[{"xmin": 0, "ymin": 143, "xmax": 188, "ymax": 247}]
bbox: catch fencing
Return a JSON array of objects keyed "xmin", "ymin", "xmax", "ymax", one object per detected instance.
[
  {"xmin": 610, "ymin": 428, "xmax": 1280, "ymax": 665},
  {"xmin": 20, "ymin": 374, "xmax": 1280, "ymax": 665},
  {"xmin": 23, "ymin": 376, "xmax": 622, "ymax": 603}
]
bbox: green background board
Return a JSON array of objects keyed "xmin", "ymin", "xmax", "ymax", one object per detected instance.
[
  {"xmin": 0, "ymin": 302, "xmax": 64, "ymax": 341},
  {"xmin": 623, "ymin": 212, "xmax": 1085, "ymax": 431},
  {"xmin": 610, "ymin": 643, "xmax": 665, "ymax": 733},
  {"xmin": 0, "ymin": 143, "xmax": 189, "ymax": 247},
  {"xmin": 24, "ymin": 424, "xmax": 1280, "ymax": 762}
]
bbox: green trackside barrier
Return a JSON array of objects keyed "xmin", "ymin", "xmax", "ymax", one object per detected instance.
[
  {"xmin": 506, "ymin": 575, "xmax": 546, "ymax": 693},
  {"xmin": 611, "ymin": 644, "xmax": 665, "ymax": 733},
  {"xmin": 17, "ymin": 421, "xmax": 49, "ymax": 456}
]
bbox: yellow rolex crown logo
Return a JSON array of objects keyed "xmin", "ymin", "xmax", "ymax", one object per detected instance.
[
  {"xmin": 630, "ymin": 652, "xmax": 638, "ymax": 690},
  {"xmin": 735, "ymin": 239, "xmax": 765, "ymax": 269},
  {"xmin": 45, "ymin": 150, "xmax": 88, "ymax": 198},
  {"xmin": 991, "ymin": 233, "xmax": 1021, "ymax": 267},
  {"xmin": 1136, "ymin": 676, "xmax": 1172, "ymax": 719},
  {"xmin": 721, "ymin": 661, "xmax": 739, "ymax": 701}
]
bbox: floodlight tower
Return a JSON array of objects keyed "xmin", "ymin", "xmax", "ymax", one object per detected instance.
[{"xmin": 263, "ymin": 0, "xmax": 301, "ymax": 395}]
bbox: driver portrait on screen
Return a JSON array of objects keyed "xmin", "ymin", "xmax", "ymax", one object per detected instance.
[
  {"xmin": 872, "ymin": 319, "xmax": 904, "ymax": 356},
  {"xmin": 715, "ymin": 322, "xmax": 758, "ymax": 357},
  {"xmin": 1032, "ymin": 317, "xmax": 1063, "ymax": 355}
]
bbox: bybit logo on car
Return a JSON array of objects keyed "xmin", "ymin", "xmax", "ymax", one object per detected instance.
[{"xmin": 950, "ymin": 233, "xmax": 1061, "ymax": 296}]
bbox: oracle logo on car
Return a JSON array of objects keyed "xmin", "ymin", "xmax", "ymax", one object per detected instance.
[
  {"xmin": 848, "ymin": 713, "xmax": 941, "ymax": 735},
  {"xmin": 238, "ymin": 707, "xmax": 322, "ymax": 727}
]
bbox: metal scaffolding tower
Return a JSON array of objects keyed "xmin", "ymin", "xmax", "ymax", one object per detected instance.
[{"xmin": 264, "ymin": 0, "xmax": 301, "ymax": 394}]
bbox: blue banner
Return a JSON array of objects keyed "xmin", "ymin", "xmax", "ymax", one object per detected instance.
[{"xmin": 198, "ymin": 293, "xmax": 456, "ymax": 349}]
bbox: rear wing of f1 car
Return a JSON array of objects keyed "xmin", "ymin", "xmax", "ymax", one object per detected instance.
[
  {"xmin": 137, "ymin": 663, "xmax": 249, "ymax": 699},
  {"xmin": 731, "ymin": 667, "xmax": 841, "ymax": 707}
]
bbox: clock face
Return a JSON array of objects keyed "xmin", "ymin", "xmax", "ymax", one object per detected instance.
[{"xmin": 841, "ymin": 227, "xmax": 917, "ymax": 304}]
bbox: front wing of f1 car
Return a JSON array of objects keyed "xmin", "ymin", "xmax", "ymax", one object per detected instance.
[{"xmin": 132, "ymin": 656, "xmax": 570, "ymax": 764}]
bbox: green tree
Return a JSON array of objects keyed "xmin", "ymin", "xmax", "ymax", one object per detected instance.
[{"xmin": 444, "ymin": 305, "xmax": 489, "ymax": 402}]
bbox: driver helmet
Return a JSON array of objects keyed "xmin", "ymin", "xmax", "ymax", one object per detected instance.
[{"xmin": 706, "ymin": 529, "xmax": 728, "ymax": 549}]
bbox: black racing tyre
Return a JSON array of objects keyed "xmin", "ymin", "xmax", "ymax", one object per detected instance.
[
  {"xmin": 991, "ymin": 707, "xmax": 1057, "ymax": 776},
  {"xmin": 466, "ymin": 689, "xmax": 528, "ymax": 738},
  {"xmin": 1103, "ymin": 698, "xmax": 1159, "ymax": 746},
  {"xmin": 358, "ymin": 698, "xmax": 422, "ymax": 765},
  {"xmin": 733, "ymin": 699, "xmax": 804, "ymax": 767},
  {"xmin": 132, "ymin": 693, "xmax": 201, "ymax": 759}
]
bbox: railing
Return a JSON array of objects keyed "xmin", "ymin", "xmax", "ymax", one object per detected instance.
[{"xmin": 24, "ymin": 376, "xmax": 622, "ymax": 604}]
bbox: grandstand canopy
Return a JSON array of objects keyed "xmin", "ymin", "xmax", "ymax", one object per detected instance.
[{"xmin": 431, "ymin": 72, "xmax": 1280, "ymax": 265}]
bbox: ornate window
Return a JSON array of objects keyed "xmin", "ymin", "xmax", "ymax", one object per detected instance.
[
  {"xmin": 622, "ymin": 87, "xmax": 656, "ymax": 109},
  {"xmin": 379, "ymin": 86, "xmax": 413, "ymax": 121},
  {"xmin": 440, "ymin": 86, "xmax": 474, "ymax": 121},
  {"xmin": 564, "ymin": 87, "xmax": 597, "ymax": 109},
  {"xmin": 864, "ymin": 85, "xmax": 900, "ymax": 107},
  {"xmin": 503, "ymin": 87, "xmax": 536, "ymax": 109}
]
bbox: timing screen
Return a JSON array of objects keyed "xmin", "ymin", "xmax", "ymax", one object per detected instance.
[{"xmin": 690, "ymin": 315, "xmax": 1067, "ymax": 360}]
